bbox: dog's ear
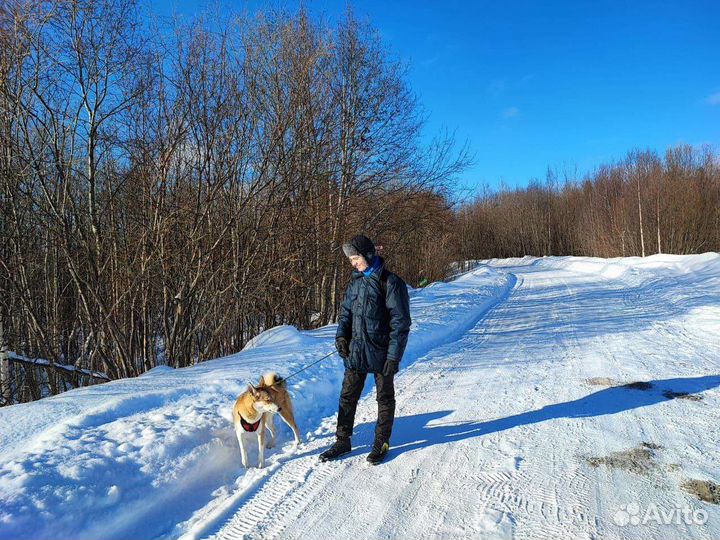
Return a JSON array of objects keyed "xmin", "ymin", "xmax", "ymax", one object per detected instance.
[
  {"xmin": 258, "ymin": 375, "xmax": 265, "ymax": 387},
  {"xmin": 247, "ymin": 383, "xmax": 257, "ymax": 396}
]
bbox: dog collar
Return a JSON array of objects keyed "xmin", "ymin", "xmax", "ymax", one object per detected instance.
[{"xmin": 240, "ymin": 416, "xmax": 261, "ymax": 432}]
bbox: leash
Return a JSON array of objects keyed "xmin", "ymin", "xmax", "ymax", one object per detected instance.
[{"xmin": 267, "ymin": 350, "xmax": 337, "ymax": 388}]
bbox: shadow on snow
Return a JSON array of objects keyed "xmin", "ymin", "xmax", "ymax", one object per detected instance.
[{"xmin": 349, "ymin": 374, "xmax": 720, "ymax": 463}]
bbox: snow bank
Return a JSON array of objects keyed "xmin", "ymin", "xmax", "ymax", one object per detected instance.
[
  {"xmin": 560, "ymin": 251, "xmax": 720, "ymax": 280},
  {"xmin": 241, "ymin": 324, "xmax": 304, "ymax": 351},
  {"xmin": 489, "ymin": 252, "xmax": 720, "ymax": 282}
]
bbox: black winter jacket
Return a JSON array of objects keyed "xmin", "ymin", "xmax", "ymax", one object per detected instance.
[{"xmin": 336, "ymin": 257, "xmax": 412, "ymax": 373}]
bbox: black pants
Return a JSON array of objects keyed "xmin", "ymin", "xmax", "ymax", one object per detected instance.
[{"xmin": 336, "ymin": 368, "xmax": 396, "ymax": 443}]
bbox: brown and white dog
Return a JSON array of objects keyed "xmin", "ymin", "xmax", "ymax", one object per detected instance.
[{"xmin": 232, "ymin": 372, "xmax": 301, "ymax": 468}]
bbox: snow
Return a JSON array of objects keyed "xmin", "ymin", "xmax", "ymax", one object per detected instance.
[
  {"xmin": 1, "ymin": 254, "xmax": 719, "ymax": 540},
  {"xmin": 242, "ymin": 325, "xmax": 304, "ymax": 351}
]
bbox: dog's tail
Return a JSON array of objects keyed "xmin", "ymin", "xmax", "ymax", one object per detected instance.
[{"xmin": 260, "ymin": 372, "xmax": 285, "ymax": 389}]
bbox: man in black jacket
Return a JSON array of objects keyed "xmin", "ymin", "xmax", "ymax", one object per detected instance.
[{"xmin": 319, "ymin": 235, "xmax": 412, "ymax": 465}]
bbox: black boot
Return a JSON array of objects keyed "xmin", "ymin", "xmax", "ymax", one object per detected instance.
[
  {"xmin": 318, "ymin": 438, "xmax": 351, "ymax": 462},
  {"xmin": 366, "ymin": 439, "xmax": 390, "ymax": 465}
]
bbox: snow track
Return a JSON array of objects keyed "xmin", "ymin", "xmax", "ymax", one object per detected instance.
[{"xmin": 201, "ymin": 256, "xmax": 720, "ymax": 540}]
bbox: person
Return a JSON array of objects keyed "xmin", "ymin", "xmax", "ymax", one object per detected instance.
[{"xmin": 319, "ymin": 235, "xmax": 411, "ymax": 465}]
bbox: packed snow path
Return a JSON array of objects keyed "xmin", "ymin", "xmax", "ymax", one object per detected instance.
[
  {"xmin": 0, "ymin": 255, "xmax": 718, "ymax": 540},
  {"xmin": 191, "ymin": 255, "xmax": 720, "ymax": 540}
]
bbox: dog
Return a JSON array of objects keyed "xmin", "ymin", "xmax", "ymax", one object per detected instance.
[{"xmin": 232, "ymin": 372, "xmax": 301, "ymax": 468}]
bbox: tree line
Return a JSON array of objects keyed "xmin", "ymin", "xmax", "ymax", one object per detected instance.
[
  {"xmin": 457, "ymin": 145, "xmax": 719, "ymax": 260},
  {"xmin": 0, "ymin": 1, "xmax": 465, "ymax": 403}
]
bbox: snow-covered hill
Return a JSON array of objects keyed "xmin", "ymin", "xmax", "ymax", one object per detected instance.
[{"xmin": 1, "ymin": 254, "xmax": 719, "ymax": 540}]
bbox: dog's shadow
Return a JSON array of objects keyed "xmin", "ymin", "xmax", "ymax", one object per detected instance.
[{"xmin": 348, "ymin": 374, "xmax": 720, "ymax": 463}]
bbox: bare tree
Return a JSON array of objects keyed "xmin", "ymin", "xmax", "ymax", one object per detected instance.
[{"xmin": 0, "ymin": 3, "xmax": 469, "ymax": 404}]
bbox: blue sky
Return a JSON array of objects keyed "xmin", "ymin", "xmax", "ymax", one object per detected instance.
[{"xmin": 152, "ymin": 0, "xmax": 719, "ymax": 195}]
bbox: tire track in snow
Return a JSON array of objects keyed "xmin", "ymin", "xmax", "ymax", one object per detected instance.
[
  {"xmin": 458, "ymin": 268, "xmax": 598, "ymax": 539},
  {"xmin": 204, "ymin": 454, "xmax": 336, "ymax": 540},
  {"xmin": 398, "ymin": 264, "xmax": 601, "ymax": 539}
]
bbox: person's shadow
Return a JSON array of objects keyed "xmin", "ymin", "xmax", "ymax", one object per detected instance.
[{"xmin": 349, "ymin": 375, "xmax": 720, "ymax": 463}]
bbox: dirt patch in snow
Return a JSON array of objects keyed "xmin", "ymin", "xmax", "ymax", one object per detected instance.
[
  {"xmin": 585, "ymin": 378, "xmax": 703, "ymax": 401},
  {"xmin": 640, "ymin": 441, "xmax": 663, "ymax": 450},
  {"xmin": 622, "ymin": 381, "xmax": 654, "ymax": 390},
  {"xmin": 586, "ymin": 443, "xmax": 662, "ymax": 475},
  {"xmin": 662, "ymin": 390, "xmax": 703, "ymax": 401},
  {"xmin": 584, "ymin": 378, "xmax": 654, "ymax": 390},
  {"xmin": 586, "ymin": 377, "xmax": 616, "ymax": 386},
  {"xmin": 682, "ymin": 479, "xmax": 720, "ymax": 504}
]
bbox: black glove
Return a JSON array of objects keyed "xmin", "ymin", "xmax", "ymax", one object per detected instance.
[
  {"xmin": 382, "ymin": 358, "xmax": 400, "ymax": 377},
  {"xmin": 335, "ymin": 337, "xmax": 350, "ymax": 360}
]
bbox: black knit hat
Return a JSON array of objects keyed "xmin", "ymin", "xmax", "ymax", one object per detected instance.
[{"xmin": 342, "ymin": 235, "xmax": 376, "ymax": 264}]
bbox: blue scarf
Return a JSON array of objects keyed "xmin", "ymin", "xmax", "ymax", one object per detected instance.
[{"xmin": 362, "ymin": 255, "xmax": 382, "ymax": 277}]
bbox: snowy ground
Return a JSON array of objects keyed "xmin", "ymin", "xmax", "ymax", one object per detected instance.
[{"xmin": 1, "ymin": 254, "xmax": 719, "ymax": 540}]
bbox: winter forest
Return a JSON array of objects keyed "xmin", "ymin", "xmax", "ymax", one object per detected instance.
[{"xmin": 1, "ymin": 0, "xmax": 718, "ymax": 405}]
